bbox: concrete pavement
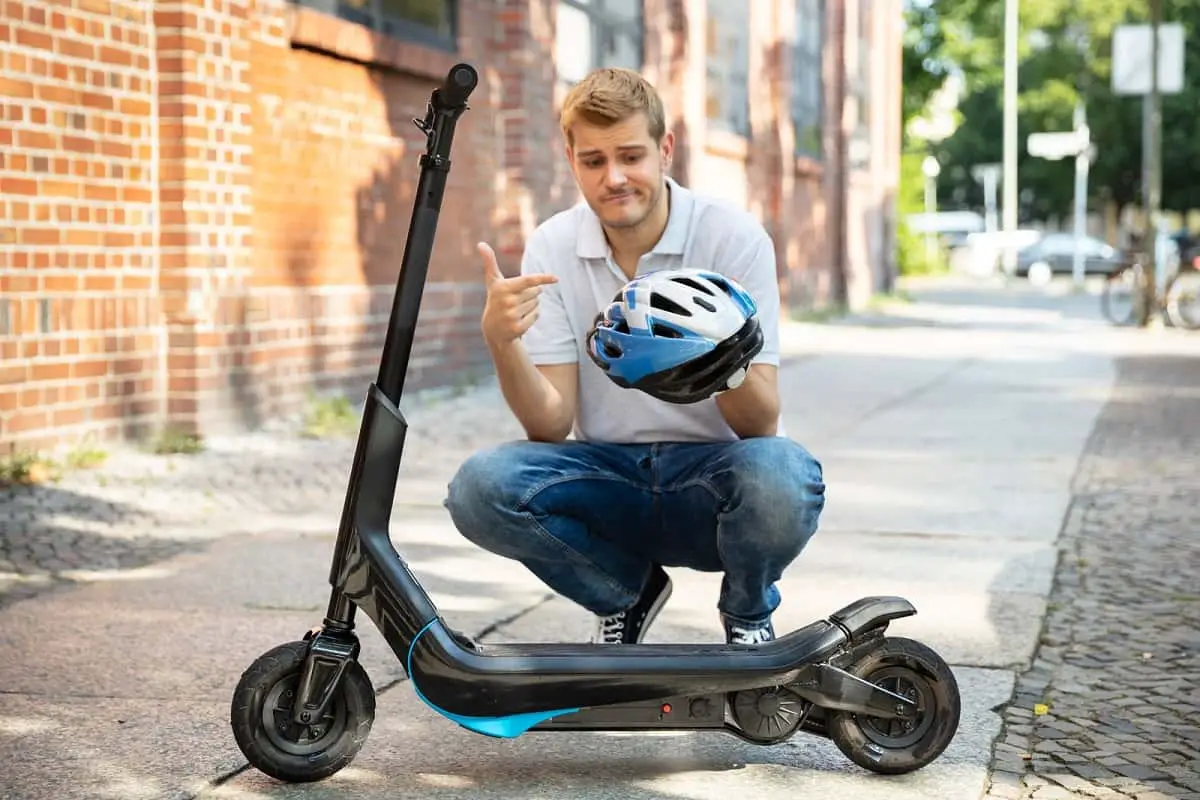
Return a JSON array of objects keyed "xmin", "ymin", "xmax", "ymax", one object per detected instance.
[{"xmin": 1, "ymin": 275, "xmax": 1193, "ymax": 799}]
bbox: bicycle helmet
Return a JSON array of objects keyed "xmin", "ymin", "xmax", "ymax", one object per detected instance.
[{"xmin": 586, "ymin": 268, "xmax": 764, "ymax": 404}]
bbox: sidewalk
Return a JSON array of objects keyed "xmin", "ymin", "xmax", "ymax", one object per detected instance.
[
  {"xmin": 1, "ymin": 276, "xmax": 1195, "ymax": 799},
  {"xmin": 982, "ymin": 352, "xmax": 1200, "ymax": 800}
]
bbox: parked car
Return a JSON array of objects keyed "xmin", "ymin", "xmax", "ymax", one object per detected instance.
[{"xmin": 1015, "ymin": 233, "xmax": 1132, "ymax": 284}]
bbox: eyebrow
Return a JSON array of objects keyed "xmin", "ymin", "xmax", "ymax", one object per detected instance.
[{"xmin": 575, "ymin": 144, "xmax": 648, "ymax": 158}]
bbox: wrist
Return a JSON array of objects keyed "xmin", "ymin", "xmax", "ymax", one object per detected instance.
[{"xmin": 486, "ymin": 335, "xmax": 522, "ymax": 359}]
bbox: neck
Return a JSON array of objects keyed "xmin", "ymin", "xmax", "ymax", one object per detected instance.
[{"xmin": 605, "ymin": 180, "xmax": 670, "ymax": 273}]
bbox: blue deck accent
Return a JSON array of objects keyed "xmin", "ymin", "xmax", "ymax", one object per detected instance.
[{"xmin": 407, "ymin": 621, "xmax": 580, "ymax": 738}]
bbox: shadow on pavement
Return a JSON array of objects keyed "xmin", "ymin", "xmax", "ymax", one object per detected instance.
[{"xmin": 0, "ymin": 481, "xmax": 209, "ymax": 612}]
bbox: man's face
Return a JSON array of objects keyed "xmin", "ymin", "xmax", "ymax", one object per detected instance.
[{"xmin": 566, "ymin": 112, "xmax": 673, "ymax": 231}]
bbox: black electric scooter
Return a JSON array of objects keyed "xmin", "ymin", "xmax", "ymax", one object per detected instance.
[{"xmin": 230, "ymin": 62, "xmax": 962, "ymax": 784}]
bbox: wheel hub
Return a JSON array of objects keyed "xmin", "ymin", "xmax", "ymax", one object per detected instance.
[
  {"xmin": 856, "ymin": 667, "xmax": 934, "ymax": 749},
  {"xmin": 262, "ymin": 675, "xmax": 348, "ymax": 756}
]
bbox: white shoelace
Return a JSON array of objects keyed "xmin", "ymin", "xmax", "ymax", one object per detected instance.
[
  {"xmin": 727, "ymin": 625, "xmax": 773, "ymax": 645},
  {"xmin": 593, "ymin": 612, "xmax": 627, "ymax": 643}
]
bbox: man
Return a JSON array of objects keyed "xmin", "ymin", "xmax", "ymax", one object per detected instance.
[{"xmin": 445, "ymin": 67, "xmax": 825, "ymax": 646}]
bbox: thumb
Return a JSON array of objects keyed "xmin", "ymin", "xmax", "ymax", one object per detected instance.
[{"xmin": 478, "ymin": 242, "xmax": 503, "ymax": 285}]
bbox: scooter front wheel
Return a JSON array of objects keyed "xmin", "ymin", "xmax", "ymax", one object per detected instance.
[
  {"xmin": 230, "ymin": 640, "xmax": 376, "ymax": 783},
  {"xmin": 827, "ymin": 636, "xmax": 960, "ymax": 774}
]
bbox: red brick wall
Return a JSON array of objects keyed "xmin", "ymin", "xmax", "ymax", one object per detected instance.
[
  {"xmin": 1, "ymin": 0, "xmax": 161, "ymax": 451},
  {"xmin": 157, "ymin": 0, "xmax": 500, "ymax": 435},
  {"xmin": 1, "ymin": 0, "xmax": 901, "ymax": 453}
]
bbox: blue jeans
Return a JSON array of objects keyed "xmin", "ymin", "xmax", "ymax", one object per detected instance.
[{"xmin": 444, "ymin": 437, "xmax": 825, "ymax": 627}]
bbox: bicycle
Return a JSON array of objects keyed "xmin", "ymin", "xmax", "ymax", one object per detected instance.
[{"xmin": 1101, "ymin": 251, "xmax": 1200, "ymax": 330}]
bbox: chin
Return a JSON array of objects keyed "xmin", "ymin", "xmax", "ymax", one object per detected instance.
[{"xmin": 598, "ymin": 200, "xmax": 650, "ymax": 229}]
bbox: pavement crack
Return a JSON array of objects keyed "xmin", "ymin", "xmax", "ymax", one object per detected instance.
[{"xmin": 473, "ymin": 591, "xmax": 559, "ymax": 640}]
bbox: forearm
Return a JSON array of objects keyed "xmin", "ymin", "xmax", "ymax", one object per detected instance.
[
  {"xmin": 715, "ymin": 365, "xmax": 779, "ymax": 438},
  {"xmin": 488, "ymin": 340, "xmax": 573, "ymax": 442}
]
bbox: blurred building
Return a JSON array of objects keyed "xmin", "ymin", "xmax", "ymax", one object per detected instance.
[{"xmin": 1, "ymin": 0, "xmax": 902, "ymax": 450}]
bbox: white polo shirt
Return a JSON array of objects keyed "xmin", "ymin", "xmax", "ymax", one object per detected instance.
[{"xmin": 520, "ymin": 177, "xmax": 783, "ymax": 444}]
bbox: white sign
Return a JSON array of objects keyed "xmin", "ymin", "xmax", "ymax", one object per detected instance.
[
  {"xmin": 1027, "ymin": 127, "xmax": 1089, "ymax": 161},
  {"xmin": 1112, "ymin": 24, "xmax": 1185, "ymax": 95}
]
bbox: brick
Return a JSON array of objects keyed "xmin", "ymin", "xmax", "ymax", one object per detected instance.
[{"xmin": 2, "ymin": 0, "xmax": 891, "ymax": 452}]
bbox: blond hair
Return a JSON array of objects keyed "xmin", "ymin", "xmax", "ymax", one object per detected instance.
[{"xmin": 559, "ymin": 68, "xmax": 667, "ymax": 146}]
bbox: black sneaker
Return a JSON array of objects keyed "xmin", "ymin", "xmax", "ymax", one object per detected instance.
[
  {"xmin": 592, "ymin": 565, "xmax": 672, "ymax": 644},
  {"xmin": 724, "ymin": 616, "xmax": 775, "ymax": 645}
]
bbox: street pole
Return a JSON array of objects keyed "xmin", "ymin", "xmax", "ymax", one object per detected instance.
[
  {"xmin": 1140, "ymin": 0, "xmax": 1162, "ymax": 326},
  {"xmin": 984, "ymin": 169, "xmax": 998, "ymax": 233},
  {"xmin": 923, "ymin": 156, "xmax": 940, "ymax": 264},
  {"xmin": 1001, "ymin": 0, "xmax": 1019, "ymax": 276},
  {"xmin": 1071, "ymin": 102, "xmax": 1089, "ymax": 289}
]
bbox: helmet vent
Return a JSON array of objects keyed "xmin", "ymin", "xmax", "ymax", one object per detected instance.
[
  {"xmin": 650, "ymin": 321, "xmax": 684, "ymax": 338},
  {"xmin": 670, "ymin": 276, "xmax": 715, "ymax": 295},
  {"xmin": 693, "ymin": 297, "xmax": 716, "ymax": 312},
  {"xmin": 650, "ymin": 293, "xmax": 692, "ymax": 316}
]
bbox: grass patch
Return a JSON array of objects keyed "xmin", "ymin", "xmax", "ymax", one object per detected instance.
[
  {"xmin": 301, "ymin": 394, "xmax": 360, "ymax": 439},
  {"xmin": 64, "ymin": 437, "xmax": 109, "ymax": 469},
  {"xmin": 0, "ymin": 449, "xmax": 61, "ymax": 487},
  {"xmin": 148, "ymin": 426, "xmax": 205, "ymax": 455}
]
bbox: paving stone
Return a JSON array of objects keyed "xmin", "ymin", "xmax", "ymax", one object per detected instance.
[
  {"xmin": 0, "ymin": 382, "xmax": 526, "ymax": 610},
  {"xmin": 984, "ymin": 354, "xmax": 1200, "ymax": 800}
]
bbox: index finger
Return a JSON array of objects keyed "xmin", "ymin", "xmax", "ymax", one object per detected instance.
[{"xmin": 510, "ymin": 273, "xmax": 559, "ymax": 289}]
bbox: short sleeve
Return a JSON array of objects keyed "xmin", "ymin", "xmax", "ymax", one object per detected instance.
[
  {"xmin": 720, "ymin": 223, "xmax": 781, "ymax": 367},
  {"xmin": 519, "ymin": 231, "xmax": 579, "ymax": 365}
]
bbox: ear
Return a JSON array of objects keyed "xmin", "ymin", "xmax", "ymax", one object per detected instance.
[{"xmin": 660, "ymin": 129, "xmax": 675, "ymax": 167}]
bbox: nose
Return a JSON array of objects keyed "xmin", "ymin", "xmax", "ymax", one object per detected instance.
[{"xmin": 605, "ymin": 163, "xmax": 628, "ymax": 188}]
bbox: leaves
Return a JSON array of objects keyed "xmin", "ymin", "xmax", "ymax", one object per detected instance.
[{"xmin": 905, "ymin": 0, "xmax": 1200, "ymax": 218}]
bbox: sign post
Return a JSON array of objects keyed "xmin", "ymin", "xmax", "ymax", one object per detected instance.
[
  {"xmin": 971, "ymin": 163, "xmax": 1002, "ymax": 234},
  {"xmin": 1026, "ymin": 123, "xmax": 1093, "ymax": 288},
  {"xmin": 1112, "ymin": 16, "xmax": 1183, "ymax": 323}
]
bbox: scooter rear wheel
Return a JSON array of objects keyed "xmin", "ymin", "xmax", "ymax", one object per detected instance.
[
  {"xmin": 827, "ymin": 636, "xmax": 960, "ymax": 774},
  {"xmin": 230, "ymin": 640, "xmax": 376, "ymax": 783}
]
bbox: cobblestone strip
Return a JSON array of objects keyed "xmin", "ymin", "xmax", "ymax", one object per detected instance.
[
  {"xmin": 0, "ymin": 383, "xmax": 524, "ymax": 610},
  {"xmin": 984, "ymin": 354, "xmax": 1200, "ymax": 800}
]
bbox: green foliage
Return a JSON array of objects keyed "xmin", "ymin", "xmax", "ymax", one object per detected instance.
[
  {"xmin": 0, "ymin": 449, "xmax": 59, "ymax": 486},
  {"xmin": 895, "ymin": 148, "xmax": 951, "ymax": 276},
  {"xmin": 149, "ymin": 426, "xmax": 205, "ymax": 455},
  {"xmin": 301, "ymin": 393, "xmax": 359, "ymax": 439},
  {"xmin": 896, "ymin": 222, "xmax": 951, "ymax": 276},
  {"xmin": 902, "ymin": 0, "xmax": 954, "ymax": 127},
  {"xmin": 909, "ymin": 0, "xmax": 1200, "ymax": 219}
]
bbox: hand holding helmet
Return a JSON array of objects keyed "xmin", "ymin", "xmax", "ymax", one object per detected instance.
[{"xmin": 586, "ymin": 269, "xmax": 764, "ymax": 404}]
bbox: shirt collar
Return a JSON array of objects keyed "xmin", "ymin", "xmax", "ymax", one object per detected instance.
[{"xmin": 576, "ymin": 176, "xmax": 693, "ymax": 260}]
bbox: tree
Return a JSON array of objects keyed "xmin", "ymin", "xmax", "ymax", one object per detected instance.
[
  {"xmin": 901, "ymin": 0, "xmax": 953, "ymax": 130},
  {"xmin": 917, "ymin": 0, "xmax": 1200, "ymax": 223}
]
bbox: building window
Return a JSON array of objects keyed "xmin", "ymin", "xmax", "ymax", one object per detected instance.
[
  {"xmin": 555, "ymin": 0, "xmax": 644, "ymax": 85},
  {"xmin": 792, "ymin": 0, "xmax": 824, "ymax": 158},
  {"xmin": 291, "ymin": 0, "xmax": 456, "ymax": 50},
  {"xmin": 705, "ymin": 1, "xmax": 749, "ymax": 137}
]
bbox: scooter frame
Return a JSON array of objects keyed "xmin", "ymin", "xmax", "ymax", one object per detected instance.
[{"xmin": 232, "ymin": 62, "xmax": 960, "ymax": 782}]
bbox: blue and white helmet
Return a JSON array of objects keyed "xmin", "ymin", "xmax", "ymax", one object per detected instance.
[{"xmin": 586, "ymin": 268, "xmax": 764, "ymax": 404}]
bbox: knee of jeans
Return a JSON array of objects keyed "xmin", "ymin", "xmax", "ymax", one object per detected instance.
[
  {"xmin": 444, "ymin": 446, "xmax": 519, "ymax": 547},
  {"xmin": 727, "ymin": 437, "xmax": 825, "ymax": 551}
]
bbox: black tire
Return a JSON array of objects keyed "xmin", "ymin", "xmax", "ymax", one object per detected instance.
[
  {"xmin": 1101, "ymin": 265, "xmax": 1139, "ymax": 326},
  {"xmin": 1165, "ymin": 270, "xmax": 1200, "ymax": 330},
  {"xmin": 230, "ymin": 641, "xmax": 376, "ymax": 783},
  {"xmin": 827, "ymin": 637, "xmax": 961, "ymax": 775}
]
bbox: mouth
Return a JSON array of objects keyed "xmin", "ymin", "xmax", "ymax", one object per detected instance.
[{"xmin": 603, "ymin": 191, "xmax": 637, "ymax": 204}]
